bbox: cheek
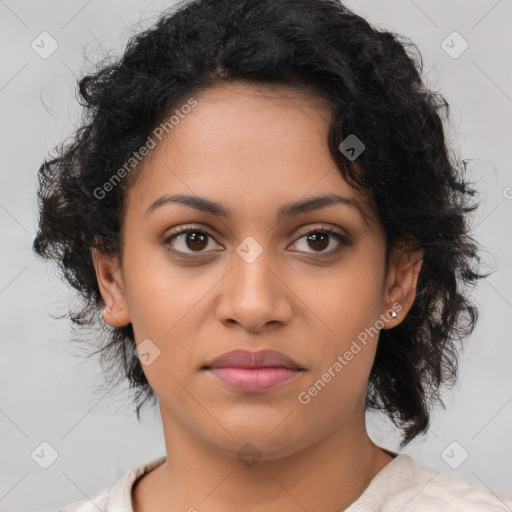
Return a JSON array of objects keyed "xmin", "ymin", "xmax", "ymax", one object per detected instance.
[
  {"xmin": 292, "ymin": 251, "xmax": 384, "ymax": 401},
  {"xmin": 121, "ymin": 237, "xmax": 233, "ymax": 387},
  {"xmin": 293, "ymin": 276, "xmax": 382, "ymax": 425},
  {"xmin": 120, "ymin": 239, "xmax": 195, "ymax": 373},
  {"xmin": 121, "ymin": 235, "xmax": 211, "ymax": 332},
  {"xmin": 295, "ymin": 251, "xmax": 384, "ymax": 349}
]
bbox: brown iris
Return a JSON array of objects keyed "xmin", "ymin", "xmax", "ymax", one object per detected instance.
[
  {"xmin": 307, "ymin": 232, "xmax": 329, "ymax": 251},
  {"xmin": 185, "ymin": 231, "xmax": 209, "ymax": 251}
]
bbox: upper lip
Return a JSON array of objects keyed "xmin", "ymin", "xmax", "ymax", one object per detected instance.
[{"xmin": 203, "ymin": 349, "xmax": 303, "ymax": 370}]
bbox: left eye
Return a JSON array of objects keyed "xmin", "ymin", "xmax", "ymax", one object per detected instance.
[{"xmin": 290, "ymin": 228, "xmax": 349, "ymax": 255}]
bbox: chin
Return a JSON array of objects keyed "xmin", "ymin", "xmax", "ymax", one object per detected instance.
[{"xmin": 203, "ymin": 419, "xmax": 315, "ymax": 463}]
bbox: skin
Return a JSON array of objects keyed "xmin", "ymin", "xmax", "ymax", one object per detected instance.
[{"xmin": 93, "ymin": 81, "xmax": 423, "ymax": 512}]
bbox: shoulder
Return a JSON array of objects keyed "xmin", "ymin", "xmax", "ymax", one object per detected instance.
[
  {"xmin": 377, "ymin": 454, "xmax": 512, "ymax": 512},
  {"xmin": 52, "ymin": 455, "xmax": 167, "ymax": 512}
]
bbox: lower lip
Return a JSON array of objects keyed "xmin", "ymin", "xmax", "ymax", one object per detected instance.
[{"xmin": 207, "ymin": 367, "xmax": 301, "ymax": 393}]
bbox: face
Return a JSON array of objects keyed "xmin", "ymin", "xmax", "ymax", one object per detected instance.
[{"xmin": 94, "ymin": 81, "xmax": 422, "ymax": 460}]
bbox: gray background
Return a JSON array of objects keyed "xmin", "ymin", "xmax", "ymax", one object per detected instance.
[{"xmin": 0, "ymin": 0, "xmax": 511, "ymax": 510}]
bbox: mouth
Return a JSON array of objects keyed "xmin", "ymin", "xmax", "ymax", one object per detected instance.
[{"xmin": 202, "ymin": 349, "xmax": 306, "ymax": 393}]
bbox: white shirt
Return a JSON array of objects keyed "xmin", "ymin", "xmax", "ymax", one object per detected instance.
[{"xmin": 56, "ymin": 453, "xmax": 512, "ymax": 511}]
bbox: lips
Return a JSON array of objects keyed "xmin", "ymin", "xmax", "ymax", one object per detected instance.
[
  {"xmin": 202, "ymin": 349, "xmax": 305, "ymax": 393},
  {"xmin": 203, "ymin": 349, "xmax": 303, "ymax": 370}
]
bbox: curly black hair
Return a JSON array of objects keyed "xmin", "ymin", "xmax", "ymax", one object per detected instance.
[{"xmin": 32, "ymin": 0, "xmax": 491, "ymax": 447}]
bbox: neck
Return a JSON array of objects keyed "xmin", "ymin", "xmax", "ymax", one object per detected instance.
[{"xmin": 132, "ymin": 405, "xmax": 394, "ymax": 512}]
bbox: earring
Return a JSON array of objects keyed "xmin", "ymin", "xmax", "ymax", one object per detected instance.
[{"xmin": 390, "ymin": 311, "xmax": 398, "ymax": 318}]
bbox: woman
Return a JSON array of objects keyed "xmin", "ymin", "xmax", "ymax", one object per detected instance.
[{"xmin": 33, "ymin": 0, "xmax": 511, "ymax": 510}]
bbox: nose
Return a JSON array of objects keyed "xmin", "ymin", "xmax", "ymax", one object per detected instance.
[{"xmin": 215, "ymin": 244, "xmax": 293, "ymax": 333}]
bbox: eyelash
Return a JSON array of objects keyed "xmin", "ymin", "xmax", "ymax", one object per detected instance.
[{"xmin": 163, "ymin": 224, "xmax": 350, "ymax": 259}]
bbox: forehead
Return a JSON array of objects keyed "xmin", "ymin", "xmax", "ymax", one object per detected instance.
[
  {"xmin": 123, "ymin": 81, "xmax": 377, "ymax": 228},
  {"xmin": 169, "ymin": 81, "xmax": 333, "ymax": 157}
]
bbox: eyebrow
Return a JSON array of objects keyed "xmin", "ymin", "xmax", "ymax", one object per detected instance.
[{"xmin": 145, "ymin": 193, "xmax": 369, "ymax": 223}]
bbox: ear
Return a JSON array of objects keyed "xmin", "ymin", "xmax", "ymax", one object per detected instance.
[
  {"xmin": 91, "ymin": 248, "xmax": 131, "ymax": 327},
  {"xmin": 382, "ymin": 242, "xmax": 423, "ymax": 328}
]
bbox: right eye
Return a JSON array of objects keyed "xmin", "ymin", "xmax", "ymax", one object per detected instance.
[{"xmin": 164, "ymin": 225, "xmax": 224, "ymax": 256}]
